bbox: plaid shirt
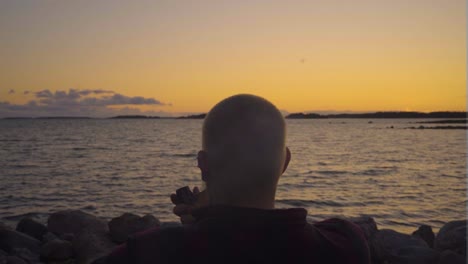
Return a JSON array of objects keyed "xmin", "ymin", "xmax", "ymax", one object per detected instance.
[{"xmin": 103, "ymin": 206, "xmax": 370, "ymax": 264}]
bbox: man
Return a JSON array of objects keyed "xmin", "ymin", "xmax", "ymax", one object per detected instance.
[{"xmin": 103, "ymin": 94, "xmax": 370, "ymax": 263}]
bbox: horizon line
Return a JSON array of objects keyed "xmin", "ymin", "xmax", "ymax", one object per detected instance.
[{"xmin": 1, "ymin": 110, "xmax": 467, "ymax": 120}]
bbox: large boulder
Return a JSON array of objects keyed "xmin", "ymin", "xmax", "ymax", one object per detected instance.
[
  {"xmin": 16, "ymin": 218, "xmax": 48, "ymax": 241},
  {"xmin": 11, "ymin": 248, "xmax": 39, "ymax": 264},
  {"xmin": 388, "ymin": 246, "xmax": 440, "ymax": 264},
  {"xmin": 438, "ymin": 250, "xmax": 466, "ymax": 264},
  {"xmin": 108, "ymin": 213, "xmax": 160, "ymax": 243},
  {"xmin": 0, "ymin": 222, "xmax": 11, "ymax": 231},
  {"xmin": 41, "ymin": 239, "xmax": 74, "ymax": 261},
  {"xmin": 434, "ymin": 220, "xmax": 466, "ymax": 256},
  {"xmin": 348, "ymin": 216, "xmax": 378, "ymax": 240},
  {"xmin": 370, "ymin": 229, "xmax": 429, "ymax": 263},
  {"xmin": 5, "ymin": 256, "xmax": 27, "ymax": 264},
  {"xmin": 0, "ymin": 249, "xmax": 7, "ymax": 264},
  {"xmin": 48, "ymin": 210, "xmax": 108, "ymax": 236},
  {"xmin": 412, "ymin": 225, "xmax": 435, "ymax": 248},
  {"xmin": 0, "ymin": 229, "xmax": 41, "ymax": 255},
  {"xmin": 73, "ymin": 230, "xmax": 116, "ymax": 264}
]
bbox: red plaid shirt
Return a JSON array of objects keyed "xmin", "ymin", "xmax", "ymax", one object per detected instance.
[{"xmin": 103, "ymin": 206, "xmax": 370, "ymax": 264}]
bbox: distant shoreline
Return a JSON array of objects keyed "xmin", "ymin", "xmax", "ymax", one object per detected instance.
[{"xmin": 1, "ymin": 111, "xmax": 466, "ymax": 120}]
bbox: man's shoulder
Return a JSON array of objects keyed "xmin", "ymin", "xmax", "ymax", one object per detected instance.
[
  {"xmin": 102, "ymin": 225, "xmax": 189, "ymax": 264},
  {"xmin": 313, "ymin": 218, "xmax": 364, "ymax": 235},
  {"xmin": 311, "ymin": 218, "xmax": 371, "ymax": 264}
]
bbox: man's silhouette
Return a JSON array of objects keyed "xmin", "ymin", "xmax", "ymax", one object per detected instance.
[{"xmin": 102, "ymin": 94, "xmax": 370, "ymax": 264}]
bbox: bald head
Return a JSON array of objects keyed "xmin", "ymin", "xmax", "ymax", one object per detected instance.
[{"xmin": 200, "ymin": 94, "xmax": 289, "ymax": 207}]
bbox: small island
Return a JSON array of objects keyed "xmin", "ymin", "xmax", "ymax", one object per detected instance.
[{"xmin": 285, "ymin": 111, "xmax": 467, "ymax": 119}]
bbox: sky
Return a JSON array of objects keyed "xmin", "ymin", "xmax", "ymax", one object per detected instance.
[{"xmin": 0, "ymin": 0, "xmax": 466, "ymax": 117}]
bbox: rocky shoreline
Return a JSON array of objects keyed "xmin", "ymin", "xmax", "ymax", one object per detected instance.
[{"xmin": 0, "ymin": 210, "xmax": 466, "ymax": 264}]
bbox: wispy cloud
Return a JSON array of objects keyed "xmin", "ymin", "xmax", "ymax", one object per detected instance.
[
  {"xmin": 0, "ymin": 89, "xmax": 169, "ymax": 118},
  {"xmin": 8, "ymin": 89, "xmax": 15, "ymax": 94}
]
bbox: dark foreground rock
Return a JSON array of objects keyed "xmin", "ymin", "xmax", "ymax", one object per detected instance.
[
  {"xmin": 390, "ymin": 246, "xmax": 440, "ymax": 264},
  {"xmin": 73, "ymin": 230, "xmax": 115, "ymax": 264},
  {"xmin": 16, "ymin": 218, "xmax": 48, "ymax": 241},
  {"xmin": 48, "ymin": 210, "xmax": 108, "ymax": 236},
  {"xmin": 11, "ymin": 247, "xmax": 39, "ymax": 263},
  {"xmin": 5, "ymin": 256, "xmax": 27, "ymax": 264},
  {"xmin": 41, "ymin": 239, "xmax": 74, "ymax": 261},
  {"xmin": 434, "ymin": 220, "xmax": 467, "ymax": 256},
  {"xmin": 438, "ymin": 250, "xmax": 466, "ymax": 264},
  {"xmin": 0, "ymin": 229, "xmax": 41, "ymax": 255},
  {"xmin": 1, "ymin": 211, "xmax": 466, "ymax": 264},
  {"xmin": 108, "ymin": 213, "xmax": 160, "ymax": 243},
  {"xmin": 371, "ymin": 229, "xmax": 430, "ymax": 263},
  {"xmin": 412, "ymin": 225, "xmax": 435, "ymax": 248},
  {"xmin": 348, "ymin": 216, "xmax": 378, "ymax": 240}
]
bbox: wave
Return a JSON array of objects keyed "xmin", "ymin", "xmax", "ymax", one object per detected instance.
[
  {"xmin": 312, "ymin": 170, "xmax": 348, "ymax": 175},
  {"xmin": 160, "ymin": 153, "xmax": 197, "ymax": 158},
  {"xmin": 276, "ymin": 199, "xmax": 350, "ymax": 207}
]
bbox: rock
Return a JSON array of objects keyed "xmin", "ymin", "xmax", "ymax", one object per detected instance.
[
  {"xmin": 5, "ymin": 256, "xmax": 27, "ymax": 264},
  {"xmin": 48, "ymin": 210, "xmax": 108, "ymax": 236},
  {"xmin": 438, "ymin": 250, "xmax": 466, "ymax": 264},
  {"xmin": 370, "ymin": 229, "xmax": 429, "ymax": 263},
  {"xmin": 60, "ymin": 233, "xmax": 75, "ymax": 243},
  {"xmin": 348, "ymin": 216, "xmax": 378, "ymax": 240},
  {"xmin": 0, "ymin": 222, "xmax": 11, "ymax": 232},
  {"xmin": 16, "ymin": 218, "xmax": 48, "ymax": 241},
  {"xmin": 434, "ymin": 220, "xmax": 466, "ymax": 256},
  {"xmin": 0, "ymin": 229, "xmax": 41, "ymax": 255},
  {"xmin": 108, "ymin": 213, "xmax": 160, "ymax": 243},
  {"xmin": 388, "ymin": 246, "xmax": 440, "ymax": 264},
  {"xmin": 0, "ymin": 249, "xmax": 6, "ymax": 264},
  {"xmin": 41, "ymin": 239, "xmax": 73, "ymax": 261},
  {"xmin": 11, "ymin": 248, "xmax": 39, "ymax": 263},
  {"xmin": 73, "ymin": 230, "xmax": 116, "ymax": 264},
  {"xmin": 41, "ymin": 232, "xmax": 59, "ymax": 244},
  {"xmin": 412, "ymin": 225, "xmax": 435, "ymax": 248}
]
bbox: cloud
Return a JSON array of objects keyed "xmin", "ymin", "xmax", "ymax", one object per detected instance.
[
  {"xmin": 81, "ymin": 94, "xmax": 163, "ymax": 106},
  {"xmin": 8, "ymin": 89, "xmax": 15, "ymax": 94},
  {"xmin": 0, "ymin": 88, "xmax": 169, "ymax": 118},
  {"xmin": 24, "ymin": 90, "xmax": 30, "ymax": 95}
]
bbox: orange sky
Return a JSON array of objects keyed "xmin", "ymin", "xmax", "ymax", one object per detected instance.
[{"xmin": 0, "ymin": 0, "xmax": 465, "ymax": 116}]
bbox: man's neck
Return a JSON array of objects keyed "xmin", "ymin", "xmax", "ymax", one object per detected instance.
[{"xmin": 209, "ymin": 195, "xmax": 275, "ymax": 210}]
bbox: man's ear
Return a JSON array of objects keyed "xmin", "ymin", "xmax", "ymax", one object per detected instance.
[
  {"xmin": 197, "ymin": 150, "xmax": 209, "ymax": 181},
  {"xmin": 282, "ymin": 147, "xmax": 291, "ymax": 174}
]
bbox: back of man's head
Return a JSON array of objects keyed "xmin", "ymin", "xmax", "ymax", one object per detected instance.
[{"xmin": 202, "ymin": 94, "xmax": 287, "ymax": 206}]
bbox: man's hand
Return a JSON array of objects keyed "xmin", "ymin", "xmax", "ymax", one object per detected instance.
[{"xmin": 170, "ymin": 186, "xmax": 209, "ymax": 225}]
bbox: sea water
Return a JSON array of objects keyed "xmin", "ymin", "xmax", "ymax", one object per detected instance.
[{"xmin": 0, "ymin": 119, "xmax": 466, "ymax": 233}]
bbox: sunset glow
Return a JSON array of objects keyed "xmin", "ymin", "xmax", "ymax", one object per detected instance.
[{"xmin": 0, "ymin": 0, "xmax": 465, "ymax": 117}]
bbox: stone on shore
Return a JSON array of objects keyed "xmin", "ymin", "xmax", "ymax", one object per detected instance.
[
  {"xmin": 41, "ymin": 239, "xmax": 74, "ymax": 261},
  {"xmin": 48, "ymin": 210, "xmax": 108, "ymax": 236},
  {"xmin": 5, "ymin": 256, "xmax": 27, "ymax": 264},
  {"xmin": 412, "ymin": 225, "xmax": 435, "ymax": 248},
  {"xmin": 73, "ymin": 229, "xmax": 115, "ymax": 264},
  {"xmin": 389, "ymin": 246, "xmax": 440, "ymax": 264},
  {"xmin": 434, "ymin": 220, "xmax": 466, "ymax": 256},
  {"xmin": 0, "ymin": 222, "xmax": 10, "ymax": 232},
  {"xmin": 348, "ymin": 216, "xmax": 378, "ymax": 240},
  {"xmin": 0, "ymin": 229, "xmax": 41, "ymax": 255},
  {"xmin": 11, "ymin": 247, "xmax": 39, "ymax": 263},
  {"xmin": 0, "ymin": 249, "xmax": 6, "ymax": 264},
  {"xmin": 16, "ymin": 218, "xmax": 48, "ymax": 242},
  {"xmin": 42, "ymin": 232, "xmax": 59, "ymax": 244},
  {"xmin": 438, "ymin": 250, "xmax": 466, "ymax": 264},
  {"xmin": 108, "ymin": 213, "xmax": 160, "ymax": 243},
  {"xmin": 370, "ymin": 229, "xmax": 429, "ymax": 263}
]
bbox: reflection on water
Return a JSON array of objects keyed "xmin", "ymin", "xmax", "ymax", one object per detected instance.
[{"xmin": 0, "ymin": 119, "xmax": 466, "ymax": 233}]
